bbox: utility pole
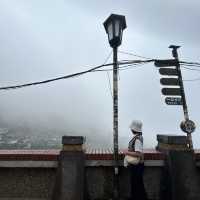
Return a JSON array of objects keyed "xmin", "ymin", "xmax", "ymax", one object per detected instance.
[
  {"xmin": 113, "ymin": 46, "xmax": 119, "ymax": 199},
  {"xmin": 169, "ymin": 45, "xmax": 194, "ymax": 149},
  {"xmin": 103, "ymin": 14, "xmax": 126, "ymax": 199},
  {"xmin": 155, "ymin": 45, "xmax": 196, "ymax": 149}
]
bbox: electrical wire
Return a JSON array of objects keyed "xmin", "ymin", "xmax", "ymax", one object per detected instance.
[
  {"xmin": 106, "ymin": 71, "xmax": 113, "ymax": 98},
  {"xmin": 153, "ymin": 59, "xmax": 200, "ymax": 82},
  {"xmin": 100, "ymin": 53, "xmax": 147, "ymax": 98},
  {"xmin": 180, "ymin": 61, "xmax": 200, "ymax": 66},
  {"xmin": 103, "ymin": 51, "xmax": 112, "ymax": 65},
  {"xmin": 3, "ymin": 57, "xmax": 200, "ymax": 90},
  {"xmin": 180, "ymin": 64, "xmax": 200, "ymax": 81},
  {"xmin": 0, "ymin": 62, "xmax": 113, "ymax": 90},
  {"xmin": 119, "ymin": 50, "xmax": 153, "ymax": 60},
  {"xmin": 102, "ymin": 51, "xmax": 113, "ymax": 98},
  {"xmin": 119, "ymin": 59, "xmax": 154, "ymax": 65},
  {"xmin": 181, "ymin": 65, "xmax": 200, "ymax": 81},
  {"xmin": 119, "ymin": 63, "xmax": 146, "ymax": 71},
  {"xmin": 180, "ymin": 61, "xmax": 200, "ymax": 68},
  {"xmin": 0, "ymin": 59, "xmax": 154, "ymax": 91},
  {"xmin": 183, "ymin": 77, "xmax": 200, "ymax": 82},
  {"xmin": 93, "ymin": 62, "xmax": 146, "ymax": 72},
  {"xmin": 181, "ymin": 66, "xmax": 200, "ymax": 72},
  {"xmin": 181, "ymin": 64, "xmax": 200, "ymax": 68}
]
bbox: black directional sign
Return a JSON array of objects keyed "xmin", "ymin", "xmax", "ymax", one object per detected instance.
[
  {"xmin": 160, "ymin": 78, "xmax": 179, "ymax": 86},
  {"xmin": 165, "ymin": 97, "xmax": 183, "ymax": 105},
  {"xmin": 162, "ymin": 88, "xmax": 181, "ymax": 96},
  {"xmin": 154, "ymin": 59, "xmax": 178, "ymax": 67},
  {"xmin": 159, "ymin": 68, "xmax": 178, "ymax": 76}
]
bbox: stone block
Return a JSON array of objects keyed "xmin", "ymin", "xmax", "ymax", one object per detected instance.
[
  {"xmin": 52, "ymin": 136, "xmax": 85, "ymax": 200},
  {"xmin": 157, "ymin": 134, "xmax": 189, "ymax": 151},
  {"xmin": 62, "ymin": 136, "xmax": 84, "ymax": 145},
  {"xmin": 157, "ymin": 134, "xmax": 187, "ymax": 145}
]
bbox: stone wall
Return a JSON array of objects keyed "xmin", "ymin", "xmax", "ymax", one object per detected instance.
[
  {"xmin": 0, "ymin": 149, "xmax": 164, "ymax": 200},
  {"xmin": 0, "ymin": 168, "xmax": 56, "ymax": 200},
  {"xmin": 0, "ymin": 165, "xmax": 163, "ymax": 200},
  {"xmin": 0, "ymin": 149, "xmax": 199, "ymax": 200},
  {"xmin": 86, "ymin": 166, "xmax": 163, "ymax": 200}
]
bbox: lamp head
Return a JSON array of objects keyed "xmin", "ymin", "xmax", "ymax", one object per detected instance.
[{"xmin": 103, "ymin": 14, "xmax": 127, "ymax": 48}]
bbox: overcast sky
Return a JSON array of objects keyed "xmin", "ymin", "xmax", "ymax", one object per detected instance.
[{"xmin": 0, "ymin": 0, "xmax": 200, "ymax": 148}]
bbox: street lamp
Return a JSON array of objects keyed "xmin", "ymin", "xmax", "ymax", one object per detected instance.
[
  {"xmin": 103, "ymin": 14, "xmax": 126, "ymax": 199},
  {"xmin": 103, "ymin": 14, "xmax": 127, "ymax": 48}
]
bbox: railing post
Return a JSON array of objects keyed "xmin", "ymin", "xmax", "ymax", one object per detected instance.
[
  {"xmin": 157, "ymin": 134, "xmax": 200, "ymax": 200},
  {"xmin": 52, "ymin": 136, "xmax": 85, "ymax": 200}
]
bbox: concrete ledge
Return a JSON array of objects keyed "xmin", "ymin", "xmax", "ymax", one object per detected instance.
[
  {"xmin": 86, "ymin": 160, "xmax": 164, "ymax": 167},
  {"xmin": 0, "ymin": 161, "xmax": 58, "ymax": 168},
  {"xmin": 0, "ymin": 160, "xmax": 164, "ymax": 168}
]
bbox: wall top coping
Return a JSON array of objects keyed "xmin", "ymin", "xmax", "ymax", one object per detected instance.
[
  {"xmin": 157, "ymin": 134, "xmax": 187, "ymax": 145},
  {"xmin": 0, "ymin": 149, "xmax": 199, "ymax": 161},
  {"xmin": 62, "ymin": 136, "xmax": 85, "ymax": 145}
]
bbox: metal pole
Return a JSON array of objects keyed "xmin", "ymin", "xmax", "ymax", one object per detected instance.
[
  {"xmin": 170, "ymin": 46, "xmax": 193, "ymax": 149},
  {"xmin": 113, "ymin": 46, "xmax": 119, "ymax": 199}
]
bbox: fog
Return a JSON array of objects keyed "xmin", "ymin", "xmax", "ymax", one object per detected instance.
[{"xmin": 0, "ymin": 0, "xmax": 200, "ymax": 148}]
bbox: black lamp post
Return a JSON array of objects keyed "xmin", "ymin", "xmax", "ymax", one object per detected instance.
[{"xmin": 103, "ymin": 14, "xmax": 126, "ymax": 199}]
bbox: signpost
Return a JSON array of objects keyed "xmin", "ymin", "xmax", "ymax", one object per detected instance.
[
  {"xmin": 160, "ymin": 78, "xmax": 179, "ymax": 86},
  {"xmin": 155, "ymin": 59, "xmax": 178, "ymax": 67},
  {"xmin": 180, "ymin": 120, "xmax": 196, "ymax": 134},
  {"xmin": 165, "ymin": 97, "xmax": 183, "ymax": 105},
  {"xmin": 155, "ymin": 45, "xmax": 196, "ymax": 149},
  {"xmin": 159, "ymin": 68, "xmax": 178, "ymax": 76},
  {"xmin": 161, "ymin": 88, "xmax": 181, "ymax": 96}
]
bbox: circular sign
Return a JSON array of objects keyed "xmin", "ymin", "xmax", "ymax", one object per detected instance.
[{"xmin": 180, "ymin": 120, "xmax": 196, "ymax": 134}]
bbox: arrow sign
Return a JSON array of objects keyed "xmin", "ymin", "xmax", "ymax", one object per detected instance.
[
  {"xmin": 159, "ymin": 68, "xmax": 178, "ymax": 76},
  {"xmin": 154, "ymin": 59, "xmax": 178, "ymax": 67},
  {"xmin": 160, "ymin": 78, "xmax": 179, "ymax": 86},
  {"xmin": 165, "ymin": 97, "xmax": 183, "ymax": 105},
  {"xmin": 162, "ymin": 88, "xmax": 181, "ymax": 96}
]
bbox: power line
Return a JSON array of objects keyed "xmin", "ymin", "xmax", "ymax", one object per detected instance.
[
  {"xmin": 181, "ymin": 64, "xmax": 200, "ymax": 68},
  {"xmin": 2, "ymin": 57, "xmax": 200, "ymax": 90},
  {"xmin": 102, "ymin": 51, "xmax": 113, "ymax": 99},
  {"xmin": 183, "ymin": 78, "xmax": 200, "ymax": 82},
  {"xmin": 181, "ymin": 66, "xmax": 200, "ymax": 72},
  {"xmin": 101, "ymin": 53, "xmax": 145, "ymax": 98},
  {"xmin": 0, "ymin": 62, "xmax": 113, "ymax": 90},
  {"xmin": 106, "ymin": 71, "xmax": 113, "ymax": 98},
  {"xmin": 119, "ymin": 50, "xmax": 153, "ymax": 60},
  {"xmin": 0, "ymin": 59, "xmax": 153, "ymax": 91},
  {"xmin": 93, "ymin": 63, "xmax": 146, "ymax": 72},
  {"xmin": 181, "ymin": 61, "xmax": 200, "ymax": 66},
  {"xmin": 103, "ymin": 51, "xmax": 112, "ymax": 64},
  {"xmin": 119, "ymin": 63, "xmax": 146, "ymax": 71},
  {"xmin": 119, "ymin": 59, "xmax": 154, "ymax": 65},
  {"xmin": 180, "ymin": 61, "xmax": 200, "ymax": 67},
  {"xmin": 180, "ymin": 65, "xmax": 200, "ymax": 81}
]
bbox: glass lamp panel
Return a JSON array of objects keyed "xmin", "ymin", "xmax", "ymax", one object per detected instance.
[
  {"xmin": 107, "ymin": 22, "xmax": 113, "ymax": 41},
  {"xmin": 114, "ymin": 20, "xmax": 121, "ymax": 37},
  {"xmin": 120, "ymin": 28, "xmax": 123, "ymax": 41}
]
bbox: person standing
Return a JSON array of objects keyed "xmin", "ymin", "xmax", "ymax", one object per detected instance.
[{"xmin": 123, "ymin": 120, "xmax": 147, "ymax": 200}]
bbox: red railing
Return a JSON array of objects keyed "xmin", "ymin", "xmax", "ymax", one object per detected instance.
[
  {"xmin": 0, "ymin": 149, "xmax": 164, "ymax": 161},
  {"xmin": 0, "ymin": 149, "xmax": 199, "ymax": 161}
]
